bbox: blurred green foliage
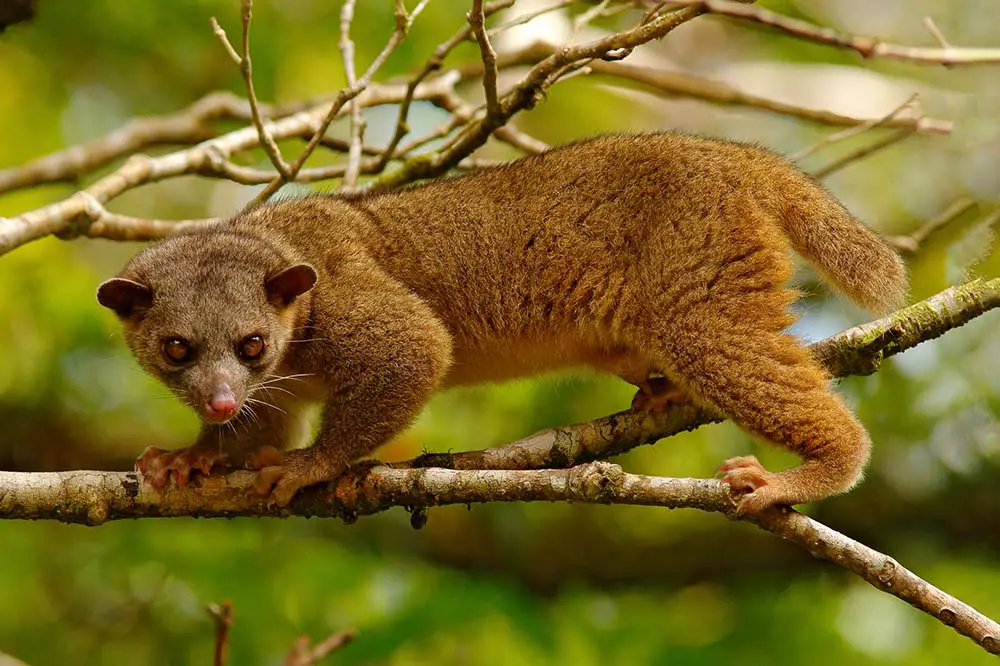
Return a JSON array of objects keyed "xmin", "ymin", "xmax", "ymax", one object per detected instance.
[{"xmin": 1, "ymin": 0, "xmax": 999, "ymax": 664}]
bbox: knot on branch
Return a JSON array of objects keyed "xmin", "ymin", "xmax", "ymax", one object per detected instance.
[{"xmin": 567, "ymin": 461, "xmax": 625, "ymax": 504}]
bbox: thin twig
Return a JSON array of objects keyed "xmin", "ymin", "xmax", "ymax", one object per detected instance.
[
  {"xmin": 283, "ymin": 630, "xmax": 356, "ymax": 666},
  {"xmin": 211, "ymin": 3, "xmax": 290, "ymax": 178},
  {"xmin": 810, "ymin": 127, "xmax": 915, "ymax": 178},
  {"xmin": 338, "ymin": 0, "xmax": 365, "ymax": 187},
  {"xmin": 252, "ymin": 0, "xmax": 431, "ymax": 204},
  {"xmin": 886, "ymin": 198, "xmax": 978, "ymax": 253},
  {"xmin": 470, "ymin": 0, "xmax": 502, "ymax": 118},
  {"xmin": 923, "ymin": 16, "xmax": 952, "ymax": 49},
  {"xmin": 376, "ymin": 0, "xmax": 511, "ymax": 173},
  {"xmin": 455, "ymin": 42, "xmax": 953, "ymax": 135},
  {"xmin": 207, "ymin": 600, "xmax": 235, "ymax": 666},
  {"xmin": 790, "ymin": 94, "xmax": 920, "ymax": 162},
  {"xmin": 488, "ymin": 0, "xmax": 573, "ymax": 36},
  {"xmin": 573, "ymin": 0, "xmax": 615, "ymax": 32},
  {"xmin": 209, "ymin": 19, "xmax": 242, "ymax": 64},
  {"xmin": 670, "ymin": 0, "xmax": 1000, "ymax": 65},
  {"xmin": 428, "ymin": 90, "xmax": 549, "ymax": 155}
]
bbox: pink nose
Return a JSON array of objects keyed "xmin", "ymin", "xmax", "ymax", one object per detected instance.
[{"xmin": 202, "ymin": 389, "xmax": 239, "ymax": 422}]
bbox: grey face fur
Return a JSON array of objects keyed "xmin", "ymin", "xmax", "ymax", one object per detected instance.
[{"xmin": 97, "ymin": 230, "xmax": 316, "ymax": 423}]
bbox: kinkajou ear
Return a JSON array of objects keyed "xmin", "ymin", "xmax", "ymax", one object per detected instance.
[
  {"xmin": 97, "ymin": 277, "xmax": 154, "ymax": 318},
  {"xmin": 265, "ymin": 263, "xmax": 318, "ymax": 307}
]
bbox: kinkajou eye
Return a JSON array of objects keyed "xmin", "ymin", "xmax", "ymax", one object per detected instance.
[
  {"xmin": 162, "ymin": 337, "xmax": 194, "ymax": 365},
  {"xmin": 238, "ymin": 334, "xmax": 266, "ymax": 361}
]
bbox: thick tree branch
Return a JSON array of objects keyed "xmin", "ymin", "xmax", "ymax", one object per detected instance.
[
  {"xmin": 1, "ymin": 279, "xmax": 994, "ymax": 512},
  {"xmin": 1, "ymin": 462, "xmax": 998, "ymax": 654},
  {"xmin": 400, "ymin": 278, "xmax": 1000, "ymax": 473}
]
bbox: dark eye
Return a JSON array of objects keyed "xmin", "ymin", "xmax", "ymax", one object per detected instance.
[
  {"xmin": 162, "ymin": 337, "xmax": 194, "ymax": 365},
  {"xmin": 238, "ymin": 335, "xmax": 265, "ymax": 362}
]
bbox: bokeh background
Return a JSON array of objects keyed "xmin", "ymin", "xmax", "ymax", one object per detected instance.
[{"xmin": 1, "ymin": 0, "xmax": 999, "ymax": 663}]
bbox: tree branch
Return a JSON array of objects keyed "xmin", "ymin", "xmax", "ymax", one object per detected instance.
[
  {"xmin": 210, "ymin": 2, "xmax": 291, "ymax": 179},
  {"xmin": 401, "ymin": 278, "xmax": 1000, "ymax": 473},
  {"xmin": 886, "ymin": 198, "xmax": 979, "ymax": 253},
  {"xmin": 455, "ymin": 42, "xmax": 954, "ymax": 135},
  {"xmin": 0, "ymin": 75, "xmax": 460, "ymax": 256},
  {"xmin": 1, "ymin": 277, "xmax": 996, "ymax": 515},
  {"xmin": 282, "ymin": 630, "xmax": 356, "ymax": 666},
  {"xmin": 368, "ymin": 0, "xmax": 754, "ymax": 190},
  {"xmin": 811, "ymin": 127, "xmax": 915, "ymax": 178},
  {"xmin": 1, "ymin": 462, "xmax": 998, "ymax": 654},
  {"xmin": 672, "ymin": 0, "xmax": 1000, "ymax": 65},
  {"xmin": 469, "ymin": 0, "xmax": 502, "ymax": 119},
  {"xmin": 249, "ymin": 0, "xmax": 430, "ymax": 204},
  {"xmin": 790, "ymin": 93, "xmax": 920, "ymax": 162},
  {"xmin": 337, "ymin": 0, "xmax": 364, "ymax": 187},
  {"xmin": 207, "ymin": 601, "xmax": 235, "ymax": 666},
  {"xmin": 0, "ymin": 91, "xmax": 255, "ymax": 196}
]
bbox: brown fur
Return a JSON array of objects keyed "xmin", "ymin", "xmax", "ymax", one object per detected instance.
[{"xmin": 97, "ymin": 132, "xmax": 907, "ymax": 510}]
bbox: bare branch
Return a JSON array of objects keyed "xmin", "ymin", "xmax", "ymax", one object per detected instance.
[
  {"xmin": 488, "ymin": 0, "xmax": 573, "ymax": 36},
  {"xmin": 0, "ymin": 92, "xmax": 253, "ymax": 196},
  {"xmin": 790, "ymin": 94, "xmax": 920, "ymax": 162},
  {"xmin": 2, "ymin": 463, "xmax": 998, "ymax": 655},
  {"xmin": 671, "ymin": 0, "xmax": 1000, "ymax": 65},
  {"xmin": 283, "ymin": 630, "xmax": 356, "ymax": 666},
  {"xmin": 573, "ymin": 0, "xmax": 618, "ymax": 32},
  {"xmin": 811, "ymin": 127, "xmax": 915, "ymax": 179},
  {"xmin": 371, "ymin": 0, "xmax": 749, "ymax": 190},
  {"xmin": 209, "ymin": 18, "xmax": 242, "ymax": 65},
  {"xmin": 494, "ymin": 124, "xmax": 550, "ymax": 153},
  {"xmin": 456, "ymin": 42, "xmax": 953, "ymax": 135},
  {"xmin": 427, "ymin": 90, "xmax": 550, "ymax": 156},
  {"xmin": 376, "ymin": 0, "xmax": 513, "ymax": 173},
  {"xmin": 237, "ymin": 0, "xmax": 290, "ymax": 178},
  {"xmin": 338, "ymin": 0, "xmax": 365, "ymax": 187},
  {"xmin": 252, "ymin": 0, "xmax": 431, "ymax": 203},
  {"xmin": 469, "ymin": 0, "xmax": 502, "ymax": 118},
  {"xmin": 886, "ymin": 198, "xmax": 979, "ymax": 253},
  {"xmin": 207, "ymin": 601, "xmax": 235, "ymax": 666},
  {"xmin": 923, "ymin": 16, "xmax": 952, "ymax": 50},
  {"xmin": 211, "ymin": 3, "xmax": 291, "ymax": 178},
  {"xmin": 0, "ymin": 76, "xmax": 459, "ymax": 255}
]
